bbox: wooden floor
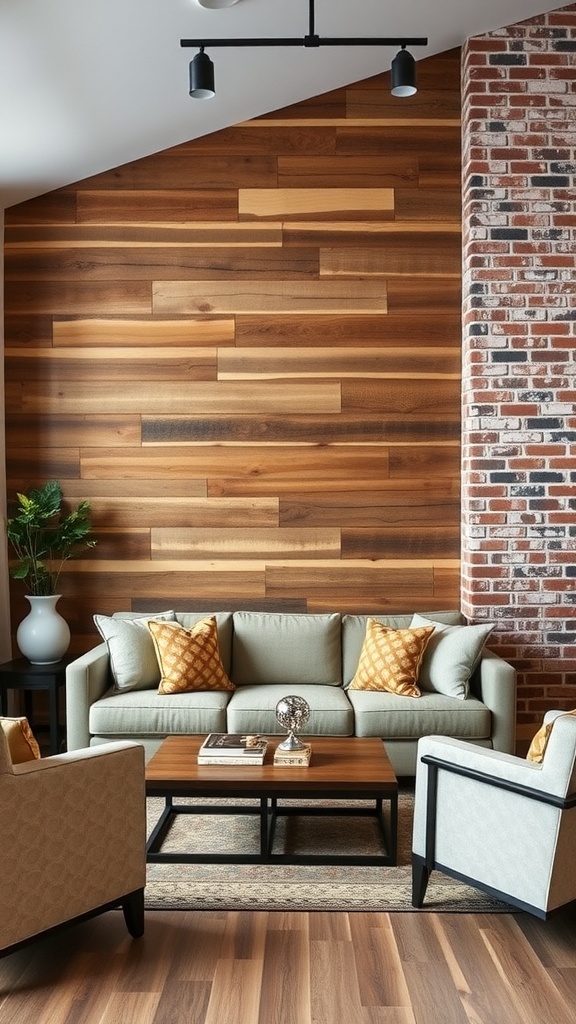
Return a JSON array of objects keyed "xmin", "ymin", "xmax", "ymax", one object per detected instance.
[{"xmin": 2, "ymin": 906, "xmax": 576, "ymax": 1024}]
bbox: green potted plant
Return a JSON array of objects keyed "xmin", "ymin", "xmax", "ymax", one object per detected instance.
[{"xmin": 6, "ymin": 480, "xmax": 96, "ymax": 663}]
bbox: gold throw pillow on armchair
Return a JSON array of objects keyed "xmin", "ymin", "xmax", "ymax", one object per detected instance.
[{"xmin": 0, "ymin": 716, "xmax": 41, "ymax": 763}]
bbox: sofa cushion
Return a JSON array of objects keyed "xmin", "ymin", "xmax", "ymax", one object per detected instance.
[
  {"xmin": 94, "ymin": 610, "xmax": 176, "ymax": 692},
  {"xmin": 410, "ymin": 614, "xmax": 495, "ymax": 700},
  {"xmin": 226, "ymin": 683, "xmax": 354, "ymax": 736},
  {"xmin": 231, "ymin": 612, "xmax": 342, "ymax": 687},
  {"xmin": 342, "ymin": 611, "xmax": 464, "ymax": 687},
  {"xmin": 175, "ymin": 612, "xmax": 233, "ymax": 676},
  {"xmin": 348, "ymin": 620, "xmax": 434, "ymax": 697},
  {"xmin": 348, "ymin": 689, "xmax": 491, "ymax": 741},
  {"xmin": 148, "ymin": 617, "xmax": 234, "ymax": 694},
  {"xmin": 89, "ymin": 687, "xmax": 231, "ymax": 737}
]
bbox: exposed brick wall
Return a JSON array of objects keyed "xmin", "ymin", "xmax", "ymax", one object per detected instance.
[{"xmin": 461, "ymin": 5, "xmax": 576, "ymax": 734}]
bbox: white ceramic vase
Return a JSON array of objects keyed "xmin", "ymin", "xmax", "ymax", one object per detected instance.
[{"xmin": 16, "ymin": 595, "xmax": 71, "ymax": 664}]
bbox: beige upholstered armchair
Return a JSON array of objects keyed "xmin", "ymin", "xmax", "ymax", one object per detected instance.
[
  {"xmin": 0, "ymin": 724, "xmax": 147, "ymax": 956},
  {"xmin": 412, "ymin": 710, "xmax": 576, "ymax": 918}
]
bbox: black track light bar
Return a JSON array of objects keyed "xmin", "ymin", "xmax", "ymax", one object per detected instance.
[
  {"xmin": 181, "ymin": 0, "xmax": 427, "ymax": 51},
  {"xmin": 182, "ymin": 36, "xmax": 428, "ymax": 47}
]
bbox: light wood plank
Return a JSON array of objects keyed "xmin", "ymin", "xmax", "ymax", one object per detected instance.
[
  {"xmin": 204, "ymin": 960, "xmax": 263, "ymax": 1024},
  {"xmin": 15, "ymin": 381, "xmax": 341, "ymax": 416},
  {"xmin": 53, "ymin": 318, "xmax": 235, "ymax": 347},
  {"xmin": 150, "ymin": 528, "xmax": 341, "ymax": 560},
  {"xmin": 239, "ymin": 188, "xmax": 394, "ymax": 220},
  {"xmin": 152, "ymin": 280, "xmax": 387, "ymax": 315},
  {"xmin": 88, "ymin": 497, "xmax": 278, "ymax": 528},
  {"xmin": 258, "ymin": 927, "xmax": 311, "ymax": 1024}
]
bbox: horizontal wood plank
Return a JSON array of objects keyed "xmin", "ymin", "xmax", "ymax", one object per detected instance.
[
  {"xmin": 4, "ymin": 281, "xmax": 152, "ymax": 315},
  {"xmin": 217, "ymin": 347, "xmax": 460, "ymax": 379},
  {"xmin": 151, "ymin": 528, "xmax": 340, "ymax": 560},
  {"xmin": 234, "ymin": 313, "xmax": 462, "ymax": 348},
  {"xmin": 277, "ymin": 156, "xmax": 419, "ymax": 188},
  {"xmin": 152, "ymin": 280, "xmax": 388, "ymax": 315},
  {"xmin": 5, "ymin": 348, "xmax": 218, "ymax": 382},
  {"xmin": 87, "ymin": 497, "xmax": 278, "ymax": 528},
  {"xmin": 239, "ymin": 188, "xmax": 394, "ymax": 220},
  {"xmin": 53, "ymin": 318, "xmax": 235, "ymax": 347},
  {"xmin": 12, "ymin": 381, "xmax": 341, "ymax": 415},
  {"xmin": 5, "ymin": 247, "xmax": 318, "ymax": 280},
  {"xmin": 7, "ymin": 223, "xmax": 283, "ymax": 246},
  {"xmin": 141, "ymin": 412, "xmax": 460, "ymax": 445}
]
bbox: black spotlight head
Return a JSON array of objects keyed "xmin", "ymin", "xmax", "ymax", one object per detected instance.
[
  {"xmin": 391, "ymin": 47, "xmax": 417, "ymax": 98},
  {"xmin": 189, "ymin": 48, "xmax": 215, "ymax": 99}
]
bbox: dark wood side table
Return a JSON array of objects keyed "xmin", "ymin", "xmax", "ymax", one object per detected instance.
[{"xmin": 0, "ymin": 657, "xmax": 73, "ymax": 755}]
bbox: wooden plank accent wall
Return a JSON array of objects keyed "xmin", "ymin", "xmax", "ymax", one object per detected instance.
[{"xmin": 3, "ymin": 48, "xmax": 462, "ymax": 654}]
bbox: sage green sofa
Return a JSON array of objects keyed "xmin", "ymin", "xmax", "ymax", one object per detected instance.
[{"xmin": 66, "ymin": 610, "xmax": 516, "ymax": 775}]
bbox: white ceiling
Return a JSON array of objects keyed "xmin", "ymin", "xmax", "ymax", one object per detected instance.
[{"xmin": 0, "ymin": 0, "xmax": 566, "ymax": 208}]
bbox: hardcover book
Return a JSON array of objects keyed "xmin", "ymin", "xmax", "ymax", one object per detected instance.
[{"xmin": 198, "ymin": 733, "xmax": 268, "ymax": 764}]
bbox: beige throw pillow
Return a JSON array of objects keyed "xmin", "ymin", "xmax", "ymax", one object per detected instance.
[
  {"xmin": 348, "ymin": 619, "xmax": 434, "ymax": 697},
  {"xmin": 410, "ymin": 614, "xmax": 495, "ymax": 700},
  {"xmin": 94, "ymin": 611, "xmax": 176, "ymax": 691},
  {"xmin": 148, "ymin": 616, "xmax": 235, "ymax": 694}
]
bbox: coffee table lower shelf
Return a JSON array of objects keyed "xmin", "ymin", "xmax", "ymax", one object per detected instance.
[{"xmin": 146, "ymin": 788, "xmax": 398, "ymax": 867}]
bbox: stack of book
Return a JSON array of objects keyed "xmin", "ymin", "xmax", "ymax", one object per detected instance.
[{"xmin": 197, "ymin": 733, "xmax": 268, "ymax": 765}]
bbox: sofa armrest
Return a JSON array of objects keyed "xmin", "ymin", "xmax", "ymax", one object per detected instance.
[
  {"xmin": 66, "ymin": 643, "xmax": 111, "ymax": 751},
  {"xmin": 474, "ymin": 648, "xmax": 517, "ymax": 755}
]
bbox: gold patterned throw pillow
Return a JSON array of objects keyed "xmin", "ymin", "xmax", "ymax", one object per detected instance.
[
  {"xmin": 526, "ymin": 709, "xmax": 576, "ymax": 764},
  {"xmin": 0, "ymin": 716, "xmax": 41, "ymax": 763},
  {"xmin": 348, "ymin": 619, "xmax": 435, "ymax": 696},
  {"xmin": 148, "ymin": 617, "xmax": 235, "ymax": 694}
]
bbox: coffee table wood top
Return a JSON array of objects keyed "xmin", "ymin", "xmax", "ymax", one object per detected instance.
[{"xmin": 145, "ymin": 735, "xmax": 397, "ymax": 796}]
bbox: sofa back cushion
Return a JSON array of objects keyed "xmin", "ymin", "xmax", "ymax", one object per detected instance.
[
  {"xmin": 231, "ymin": 612, "xmax": 342, "ymax": 687},
  {"xmin": 175, "ymin": 613, "xmax": 233, "ymax": 677},
  {"xmin": 342, "ymin": 611, "xmax": 465, "ymax": 688}
]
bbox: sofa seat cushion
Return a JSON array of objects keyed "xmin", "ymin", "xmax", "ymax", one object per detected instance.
[
  {"xmin": 89, "ymin": 687, "xmax": 231, "ymax": 737},
  {"xmin": 231, "ymin": 612, "xmax": 342, "ymax": 687},
  {"xmin": 226, "ymin": 684, "xmax": 354, "ymax": 736},
  {"xmin": 348, "ymin": 690, "xmax": 491, "ymax": 740}
]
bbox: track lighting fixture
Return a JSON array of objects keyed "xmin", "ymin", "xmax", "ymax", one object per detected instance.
[
  {"xmin": 391, "ymin": 45, "xmax": 417, "ymax": 97},
  {"xmin": 181, "ymin": 0, "xmax": 427, "ymax": 100},
  {"xmin": 189, "ymin": 46, "xmax": 215, "ymax": 99}
]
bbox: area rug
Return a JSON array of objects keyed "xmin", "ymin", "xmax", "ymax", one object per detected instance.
[{"xmin": 145, "ymin": 786, "xmax": 509, "ymax": 913}]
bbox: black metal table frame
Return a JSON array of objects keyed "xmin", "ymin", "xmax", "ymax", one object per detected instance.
[{"xmin": 146, "ymin": 785, "xmax": 398, "ymax": 866}]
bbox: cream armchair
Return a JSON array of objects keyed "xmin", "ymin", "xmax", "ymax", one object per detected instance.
[
  {"xmin": 412, "ymin": 711, "xmax": 576, "ymax": 918},
  {"xmin": 0, "ymin": 728, "xmax": 147, "ymax": 956}
]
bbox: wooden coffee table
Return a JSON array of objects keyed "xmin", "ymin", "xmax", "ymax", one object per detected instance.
[{"xmin": 145, "ymin": 735, "xmax": 398, "ymax": 866}]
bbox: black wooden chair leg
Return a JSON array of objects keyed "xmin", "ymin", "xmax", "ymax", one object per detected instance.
[
  {"xmin": 411, "ymin": 856, "xmax": 431, "ymax": 908},
  {"xmin": 122, "ymin": 888, "xmax": 145, "ymax": 937}
]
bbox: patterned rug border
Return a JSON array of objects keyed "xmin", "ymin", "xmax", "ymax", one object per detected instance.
[{"xmin": 144, "ymin": 793, "xmax": 510, "ymax": 914}]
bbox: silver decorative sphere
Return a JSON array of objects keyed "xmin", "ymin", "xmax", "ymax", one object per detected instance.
[{"xmin": 275, "ymin": 695, "xmax": 311, "ymax": 750}]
